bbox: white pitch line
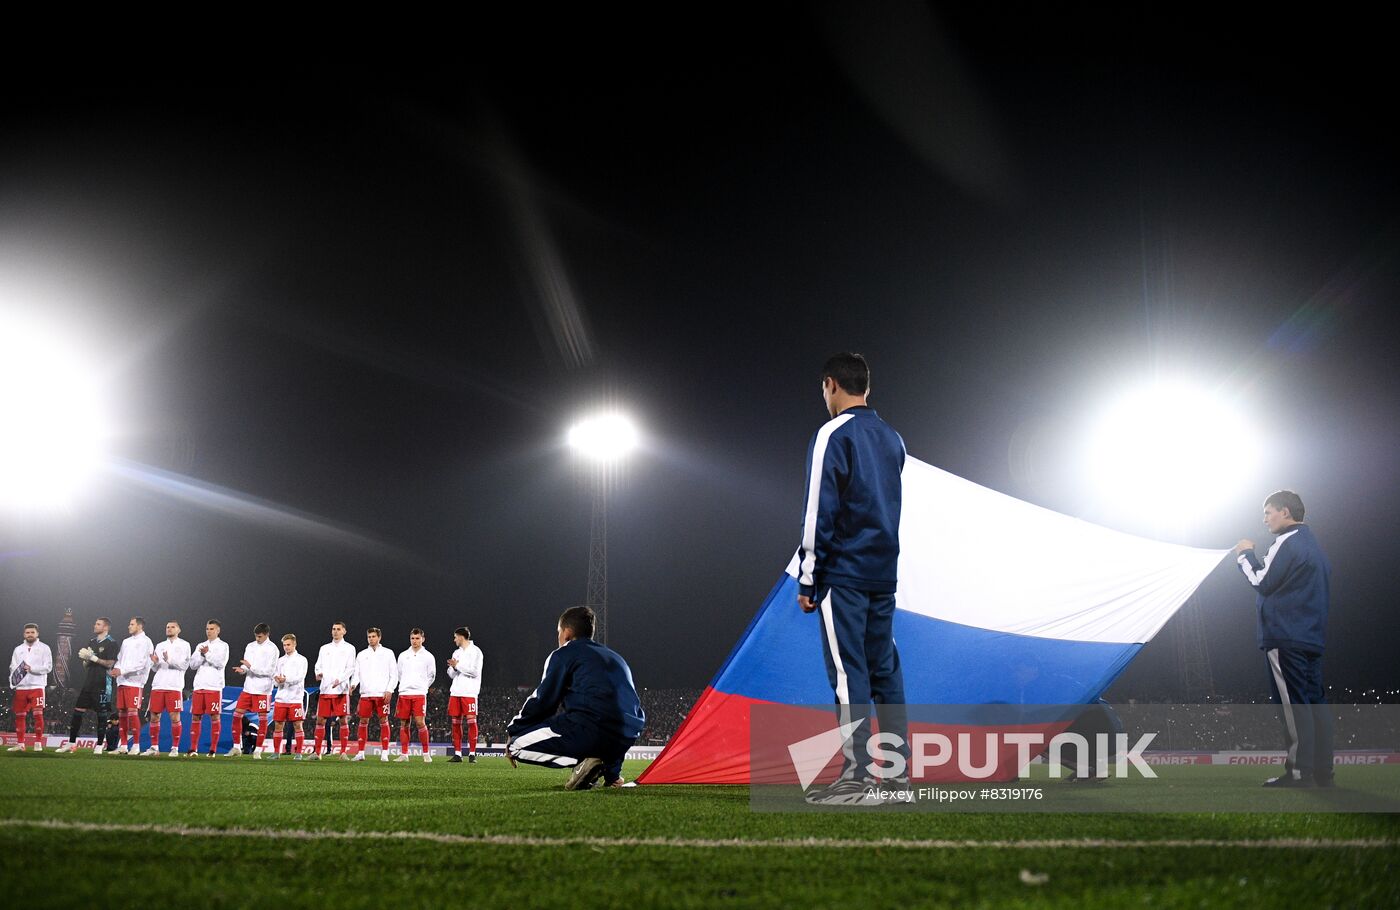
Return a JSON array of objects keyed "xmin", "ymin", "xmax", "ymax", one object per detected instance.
[{"xmin": 0, "ymin": 818, "xmax": 1394, "ymax": 850}]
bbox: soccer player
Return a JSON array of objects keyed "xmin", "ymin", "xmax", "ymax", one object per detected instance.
[
  {"xmin": 8, "ymin": 624, "xmax": 53, "ymax": 752},
  {"xmin": 226, "ymin": 623, "xmax": 278, "ymax": 757},
  {"xmin": 144, "ymin": 621, "xmax": 191, "ymax": 756},
  {"xmin": 505, "ymin": 606, "xmax": 645, "ymax": 790},
  {"xmin": 446, "ymin": 626, "xmax": 483, "ymax": 763},
  {"xmin": 350, "ymin": 627, "xmax": 397, "ymax": 762},
  {"xmin": 1235, "ymin": 490, "xmax": 1335, "ymax": 788},
  {"xmin": 270, "ymin": 634, "xmax": 309, "ymax": 760},
  {"xmin": 58, "ymin": 617, "xmax": 119, "ymax": 754},
  {"xmin": 312, "ymin": 621, "xmax": 357, "ymax": 759},
  {"xmin": 187, "ymin": 620, "xmax": 229, "ymax": 757},
  {"xmin": 394, "ymin": 628, "xmax": 435, "ymax": 762},
  {"xmin": 107, "ymin": 617, "xmax": 154, "ymax": 755},
  {"xmin": 795, "ymin": 353, "xmax": 910, "ymax": 803}
]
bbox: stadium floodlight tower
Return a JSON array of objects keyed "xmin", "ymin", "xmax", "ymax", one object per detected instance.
[{"xmin": 566, "ymin": 412, "xmax": 640, "ymax": 647}]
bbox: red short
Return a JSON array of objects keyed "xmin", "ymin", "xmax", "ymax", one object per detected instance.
[
  {"xmin": 236, "ymin": 692, "xmax": 269, "ymax": 714},
  {"xmin": 448, "ymin": 696, "xmax": 477, "ymax": 718},
  {"xmin": 317, "ymin": 694, "xmax": 348, "ymax": 717},
  {"xmin": 12, "ymin": 688, "xmax": 44, "ymax": 715},
  {"xmin": 273, "ymin": 702, "xmax": 306, "ymax": 722},
  {"xmin": 116, "ymin": 686, "xmax": 143, "ymax": 711},
  {"xmin": 357, "ymin": 696, "xmax": 390, "ymax": 719},
  {"xmin": 191, "ymin": 690, "xmax": 222, "ymax": 715},
  {"xmin": 149, "ymin": 690, "xmax": 183, "ymax": 714},
  {"xmin": 395, "ymin": 694, "xmax": 426, "ymax": 719}
]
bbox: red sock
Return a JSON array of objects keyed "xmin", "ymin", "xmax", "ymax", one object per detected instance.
[
  {"xmin": 273, "ymin": 731, "xmax": 283, "ymax": 754},
  {"xmin": 209, "ymin": 717, "xmax": 220, "ymax": 752},
  {"xmin": 15, "ymin": 716, "xmax": 25, "ymax": 745},
  {"xmin": 452, "ymin": 719, "xmax": 462, "ymax": 753},
  {"xmin": 294, "ymin": 731, "xmax": 304, "ymax": 755},
  {"xmin": 171, "ymin": 721, "xmax": 181, "ymax": 749},
  {"xmin": 127, "ymin": 711, "xmax": 139, "ymax": 748},
  {"xmin": 190, "ymin": 717, "xmax": 202, "ymax": 750},
  {"xmin": 149, "ymin": 722, "xmax": 159, "ymax": 747},
  {"xmin": 466, "ymin": 720, "xmax": 478, "ymax": 755},
  {"xmin": 419, "ymin": 726, "xmax": 430, "ymax": 752},
  {"xmin": 338, "ymin": 719, "xmax": 349, "ymax": 753},
  {"xmin": 357, "ymin": 726, "xmax": 368, "ymax": 754},
  {"xmin": 314, "ymin": 722, "xmax": 325, "ymax": 754},
  {"xmin": 400, "ymin": 727, "xmax": 410, "ymax": 754},
  {"xmin": 381, "ymin": 725, "xmax": 390, "ymax": 751},
  {"xmin": 255, "ymin": 714, "xmax": 268, "ymax": 748}
]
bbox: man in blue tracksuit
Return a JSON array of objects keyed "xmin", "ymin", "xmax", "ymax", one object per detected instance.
[
  {"xmin": 506, "ymin": 606, "xmax": 645, "ymax": 790},
  {"xmin": 1234, "ymin": 490, "xmax": 1334, "ymax": 787},
  {"xmin": 795, "ymin": 353, "xmax": 909, "ymax": 801}
]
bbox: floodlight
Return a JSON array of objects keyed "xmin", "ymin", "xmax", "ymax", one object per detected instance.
[
  {"xmin": 0, "ymin": 313, "xmax": 109, "ymax": 512},
  {"xmin": 566, "ymin": 412, "xmax": 640, "ymax": 464},
  {"xmin": 1082, "ymin": 380, "xmax": 1259, "ymax": 518}
]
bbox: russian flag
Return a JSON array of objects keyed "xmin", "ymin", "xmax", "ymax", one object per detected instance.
[{"xmin": 638, "ymin": 458, "xmax": 1228, "ymax": 784}]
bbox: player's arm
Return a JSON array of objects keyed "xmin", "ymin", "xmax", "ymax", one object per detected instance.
[
  {"xmin": 169, "ymin": 645, "xmax": 189, "ymax": 672},
  {"xmin": 797, "ymin": 429, "xmax": 850, "ymax": 609},
  {"xmin": 30, "ymin": 645, "xmax": 53, "ymax": 675},
  {"xmin": 1238, "ymin": 536, "xmax": 1298, "ymax": 595},
  {"xmin": 465, "ymin": 650, "xmax": 482, "ymax": 679}
]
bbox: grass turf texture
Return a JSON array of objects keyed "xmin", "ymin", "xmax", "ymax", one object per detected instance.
[{"xmin": 2, "ymin": 753, "xmax": 1398, "ymax": 908}]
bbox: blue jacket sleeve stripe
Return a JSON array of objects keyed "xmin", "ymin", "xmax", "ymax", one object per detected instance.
[{"xmin": 798, "ymin": 413, "xmax": 855, "ymax": 589}]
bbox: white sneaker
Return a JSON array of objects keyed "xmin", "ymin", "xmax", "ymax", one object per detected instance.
[
  {"xmin": 340, "ymin": 750, "xmax": 354, "ymax": 761},
  {"xmin": 351, "ymin": 752, "xmax": 365, "ymax": 762},
  {"xmin": 56, "ymin": 741, "xmax": 77, "ymax": 754},
  {"xmin": 393, "ymin": 752, "xmax": 410, "ymax": 763},
  {"xmin": 380, "ymin": 751, "xmax": 390, "ymax": 762},
  {"xmin": 92, "ymin": 744, "xmax": 105, "ymax": 755},
  {"xmin": 169, "ymin": 749, "xmax": 180, "ymax": 757},
  {"xmin": 423, "ymin": 753, "xmax": 432, "ymax": 763},
  {"xmin": 32, "ymin": 743, "xmax": 43, "ymax": 752},
  {"xmin": 113, "ymin": 744, "xmax": 128, "ymax": 755},
  {"xmin": 5, "ymin": 743, "xmax": 24, "ymax": 752},
  {"xmin": 310, "ymin": 753, "xmax": 322, "ymax": 761},
  {"xmin": 252, "ymin": 751, "xmax": 263, "ymax": 760},
  {"xmin": 142, "ymin": 747, "xmax": 160, "ymax": 756},
  {"xmin": 227, "ymin": 744, "xmax": 243, "ymax": 757}
]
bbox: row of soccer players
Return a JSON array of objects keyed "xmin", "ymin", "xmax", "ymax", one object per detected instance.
[{"xmin": 10, "ymin": 618, "xmax": 484, "ymax": 762}]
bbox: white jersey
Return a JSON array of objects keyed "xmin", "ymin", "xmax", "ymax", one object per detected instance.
[
  {"xmin": 448, "ymin": 643, "xmax": 483, "ymax": 698},
  {"xmin": 395, "ymin": 647, "xmax": 436, "ymax": 696},
  {"xmin": 114, "ymin": 632, "xmax": 155, "ymax": 689},
  {"xmin": 273, "ymin": 652, "xmax": 309, "ymax": 704},
  {"xmin": 9, "ymin": 641, "xmax": 53, "ymax": 690},
  {"xmin": 239, "ymin": 639, "xmax": 281, "ymax": 696},
  {"xmin": 314, "ymin": 639, "xmax": 357, "ymax": 695},
  {"xmin": 189, "ymin": 638, "xmax": 229, "ymax": 692},
  {"xmin": 354, "ymin": 645, "xmax": 397, "ymax": 697},
  {"xmin": 150, "ymin": 637, "xmax": 192, "ymax": 692}
]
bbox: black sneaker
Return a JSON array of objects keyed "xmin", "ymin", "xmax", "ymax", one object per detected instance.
[
  {"xmin": 803, "ymin": 778, "xmax": 882, "ymax": 806},
  {"xmin": 468, "ymin": 754, "xmax": 477, "ymax": 763},
  {"xmin": 448, "ymin": 754, "xmax": 462, "ymax": 763},
  {"xmin": 565, "ymin": 757, "xmax": 605, "ymax": 791},
  {"xmin": 1263, "ymin": 774, "xmax": 1313, "ymax": 788}
]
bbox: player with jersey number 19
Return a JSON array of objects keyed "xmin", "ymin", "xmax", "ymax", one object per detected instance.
[
  {"xmin": 8, "ymin": 624, "xmax": 53, "ymax": 752},
  {"xmin": 187, "ymin": 620, "xmax": 229, "ymax": 757},
  {"xmin": 108, "ymin": 617, "xmax": 154, "ymax": 755},
  {"xmin": 395, "ymin": 629, "xmax": 435, "ymax": 763},
  {"xmin": 447, "ymin": 626, "xmax": 483, "ymax": 763},
  {"xmin": 351, "ymin": 628, "xmax": 397, "ymax": 762},
  {"xmin": 313, "ymin": 621, "xmax": 357, "ymax": 759},
  {"xmin": 270, "ymin": 634, "xmax": 308, "ymax": 760},
  {"xmin": 144, "ymin": 621, "xmax": 191, "ymax": 756}
]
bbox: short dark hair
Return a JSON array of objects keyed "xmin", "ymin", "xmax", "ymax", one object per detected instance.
[
  {"xmin": 410, "ymin": 627, "xmax": 425, "ymax": 637},
  {"xmin": 253, "ymin": 622, "xmax": 270, "ymax": 636},
  {"xmin": 454, "ymin": 626, "xmax": 471, "ymax": 640},
  {"xmin": 23, "ymin": 623, "xmax": 38, "ymax": 632},
  {"xmin": 367, "ymin": 627, "xmax": 382, "ymax": 636},
  {"xmin": 1265, "ymin": 490, "xmax": 1306, "ymax": 522},
  {"xmin": 206, "ymin": 619, "xmax": 221, "ymax": 629},
  {"xmin": 131, "ymin": 617, "xmax": 146, "ymax": 629},
  {"xmin": 559, "ymin": 606, "xmax": 595, "ymax": 640},
  {"xmin": 821, "ymin": 353, "xmax": 870, "ymax": 395},
  {"xmin": 95, "ymin": 617, "xmax": 111, "ymax": 627},
  {"xmin": 332, "ymin": 621, "xmax": 346, "ymax": 629}
]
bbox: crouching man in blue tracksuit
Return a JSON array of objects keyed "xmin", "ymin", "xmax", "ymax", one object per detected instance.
[
  {"xmin": 505, "ymin": 606, "xmax": 646, "ymax": 790},
  {"xmin": 1234, "ymin": 490, "xmax": 1335, "ymax": 788}
]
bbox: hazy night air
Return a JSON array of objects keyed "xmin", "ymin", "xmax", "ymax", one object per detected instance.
[{"xmin": 1, "ymin": 6, "xmax": 1396, "ymax": 702}]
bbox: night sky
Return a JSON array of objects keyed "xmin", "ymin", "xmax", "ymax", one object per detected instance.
[{"xmin": 2, "ymin": 6, "xmax": 1397, "ymax": 696}]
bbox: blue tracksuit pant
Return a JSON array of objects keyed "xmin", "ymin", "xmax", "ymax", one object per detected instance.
[{"xmin": 816, "ymin": 585, "xmax": 909, "ymax": 778}]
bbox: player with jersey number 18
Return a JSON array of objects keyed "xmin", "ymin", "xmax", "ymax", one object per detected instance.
[{"xmin": 144, "ymin": 621, "xmax": 191, "ymax": 756}]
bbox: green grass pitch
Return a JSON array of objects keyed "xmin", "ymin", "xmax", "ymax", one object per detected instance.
[{"xmin": 1, "ymin": 752, "xmax": 1397, "ymax": 908}]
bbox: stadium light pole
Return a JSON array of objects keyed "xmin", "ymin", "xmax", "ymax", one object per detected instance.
[{"xmin": 566, "ymin": 412, "xmax": 640, "ymax": 646}]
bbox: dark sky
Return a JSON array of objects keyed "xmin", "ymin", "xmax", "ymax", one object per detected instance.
[{"xmin": 2, "ymin": 6, "xmax": 1397, "ymax": 695}]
